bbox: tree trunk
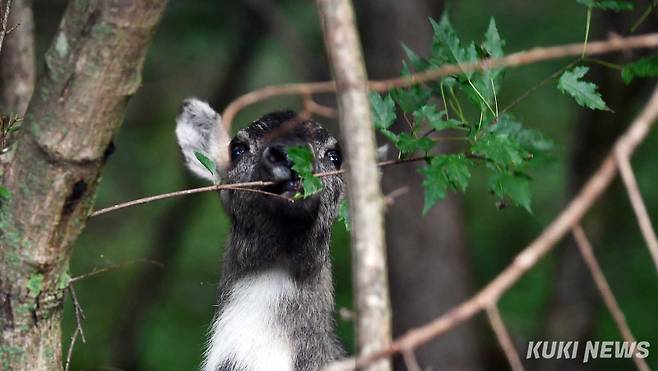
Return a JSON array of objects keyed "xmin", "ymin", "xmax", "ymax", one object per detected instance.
[
  {"xmin": 358, "ymin": 1, "xmax": 483, "ymax": 369},
  {"xmin": 0, "ymin": 0, "xmax": 166, "ymax": 369},
  {"xmin": 316, "ymin": 1, "xmax": 392, "ymax": 370}
]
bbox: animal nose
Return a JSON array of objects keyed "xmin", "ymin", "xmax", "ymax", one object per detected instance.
[{"xmin": 262, "ymin": 145, "xmax": 294, "ymax": 181}]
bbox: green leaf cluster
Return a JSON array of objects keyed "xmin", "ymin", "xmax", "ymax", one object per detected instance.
[
  {"xmin": 286, "ymin": 146, "xmax": 323, "ymax": 198},
  {"xmin": 369, "ymin": 15, "xmax": 553, "ymax": 214}
]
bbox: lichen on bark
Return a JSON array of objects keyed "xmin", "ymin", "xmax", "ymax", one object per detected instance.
[{"xmin": 0, "ymin": 1, "xmax": 167, "ymax": 369}]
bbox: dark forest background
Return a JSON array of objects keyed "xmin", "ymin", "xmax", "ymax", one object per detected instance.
[{"xmin": 25, "ymin": 1, "xmax": 658, "ymax": 370}]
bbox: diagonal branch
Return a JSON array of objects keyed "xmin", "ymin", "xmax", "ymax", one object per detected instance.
[
  {"xmin": 323, "ymin": 83, "xmax": 658, "ymax": 370},
  {"xmin": 615, "ymin": 148, "xmax": 658, "ymax": 274},
  {"xmin": 221, "ymin": 32, "xmax": 658, "ymax": 130},
  {"xmin": 572, "ymin": 225, "xmax": 650, "ymax": 371},
  {"xmin": 486, "ymin": 305, "xmax": 524, "ymax": 371}
]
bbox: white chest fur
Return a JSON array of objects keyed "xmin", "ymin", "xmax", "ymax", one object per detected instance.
[{"xmin": 203, "ymin": 269, "xmax": 296, "ymax": 371}]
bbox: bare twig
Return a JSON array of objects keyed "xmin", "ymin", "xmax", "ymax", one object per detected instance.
[
  {"xmin": 222, "ymin": 32, "xmax": 658, "ymax": 130},
  {"xmin": 64, "ymin": 327, "xmax": 79, "ymax": 371},
  {"xmin": 323, "ymin": 83, "xmax": 658, "ymax": 370},
  {"xmin": 615, "ymin": 148, "xmax": 658, "ymax": 274},
  {"xmin": 90, "ymin": 156, "xmax": 430, "ymax": 218},
  {"xmin": 383, "ymin": 187, "xmax": 409, "ymax": 207},
  {"xmin": 300, "ymin": 92, "xmax": 338, "ymax": 120},
  {"xmin": 65, "ymin": 285, "xmax": 86, "ymax": 371},
  {"xmin": 486, "ymin": 305, "xmax": 524, "ymax": 371},
  {"xmin": 0, "ymin": 0, "xmax": 13, "ymax": 55},
  {"xmin": 0, "ymin": 0, "xmax": 35, "ymax": 117},
  {"xmin": 500, "ymin": 59, "xmax": 579, "ymax": 115},
  {"xmin": 89, "ymin": 180, "xmax": 273, "ymax": 217},
  {"xmin": 401, "ymin": 349, "xmax": 421, "ymax": 371},
  {"xmin": 69, "ymin": 259, "xmax": 164, "ymax": 284},
  {"xmin": 572, "ymin": 226, "xmax": 650, "ymax": 371},
  {"xmin": 68, "ymin": 285, "xmax": 86, "ymax": 343}
]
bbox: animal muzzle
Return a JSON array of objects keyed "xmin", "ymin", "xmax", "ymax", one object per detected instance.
[{"xmin": 261, "ymin": 144, "xmax": 304, "ymax": 197}]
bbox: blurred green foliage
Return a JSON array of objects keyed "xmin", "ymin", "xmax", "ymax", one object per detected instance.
[{"xmin": 40, "ymin": 0, "xmax": 658, "ymax": 370}]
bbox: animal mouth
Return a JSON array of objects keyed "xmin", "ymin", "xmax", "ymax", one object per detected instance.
[{"xmin": 264, "ymin": 176, "xmax": 303, "ymax": 198}]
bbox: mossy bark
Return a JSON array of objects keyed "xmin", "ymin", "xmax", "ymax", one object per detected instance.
[{"xmin": 0, "ymin": 0, "xmax": 167, "ymax": 369}]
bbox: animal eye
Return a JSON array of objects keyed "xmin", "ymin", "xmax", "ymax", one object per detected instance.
[
  {"xmin": 230, "ymin": 141, "xmax": 249, "ymax": 161},
  {"xmin": 326, "ymin": 149, "xmax": 342, "ymax": 168}
]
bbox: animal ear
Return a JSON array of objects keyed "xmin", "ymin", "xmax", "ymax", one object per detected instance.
[{"xmin": 176, "ymin": 98, "xmax": 230, "ymax": 183}]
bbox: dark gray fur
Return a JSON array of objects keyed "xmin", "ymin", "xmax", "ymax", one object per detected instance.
[{"xmin": 213, "ymin": 111, "xmax": 344, "ymax": 370}]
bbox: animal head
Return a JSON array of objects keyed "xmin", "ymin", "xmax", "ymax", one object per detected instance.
[{"xmin": 176, "ymin": 98, "xmax": 343, "ymax": 223}]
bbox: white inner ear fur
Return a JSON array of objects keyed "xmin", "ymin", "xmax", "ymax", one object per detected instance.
[{"xmin": 176, "ymin": 98, "xmax": 230, "ymax": 183}]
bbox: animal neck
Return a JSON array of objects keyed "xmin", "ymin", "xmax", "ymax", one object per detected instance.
[
  {"xmin": 224, "ymin": 212, "xmax": 332, "ymax": 281},
  {"xmin": 203, "ymin": 215, "xmax": 340, "ymax": 371}
]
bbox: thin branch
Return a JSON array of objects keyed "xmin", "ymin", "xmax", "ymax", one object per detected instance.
[
  {"xmin": 64, "ymin": 327, "xmax": 79, "ymax": 371},
  {"xmin": 0, "ymin": 0, "xmax": 35, "ymax": 117},
  {"xmin": 89, "ymin": 156, "xmax": 430, "ymax": 218},
  {"xmin": 572, "ymin": 225, "xmax": 650, "ymax": 371},
  {"xmin": 300, "ymin": 92, "xmax": 338, "ymax": 120},
  {"xmin": 89, "ymin": 180, "xmax": 274, "ymax": 217},
  {"xmin": 323, "ymin": 82, "xmax": 658, "ymax": 370},
  {"xmin": 401, "ymin": 349, "xmax": 421, "ymax": 371},
  {"xmin": 69, "ymin": 259, "xmax": 164, "ymax": 284},
  {"xmin": 222, "ymin": 32, "xmax": 658, "ymax": 130},
  {"xmin": 630, "ymin": 0, "xmax": 658, "ymax": 33},
  {"xmin": 615, "ymin": 148, "xmax": 658, "ymax": 274},
  {"xmin": 69, "ymin": 285, "xmax": 86, "ymax": 344},
  {"xmin": 500, "ymin": 59, "xmax": 579, "ymax": 115},
  {"xmin": 383, "ymin": 187, "xmax": 409, "ymax": 207},
  {"xmin": 0, "ymin": 0, "xmax": 13, "ymax": 56},
  {"xmin": 65, "ymin": 285, "xmax": 86, "ymax": 371},
  {"xmin": 486, "ymin": 305, "xmax": 524, "ymax": 371}
]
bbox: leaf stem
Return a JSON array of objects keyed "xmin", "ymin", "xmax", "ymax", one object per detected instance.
[
  {"xmin": 631, "ymin": 0, "xmax": 658, "ymax": 33},
  {"xmin": 467, "ymin": 79, "xmax": 497, "ymax": 117},
  {"xmin": 582, "ymin": 7, "xmax": 592, "ymax": 59},
  {"xmin": 440, "ymin": 81, "xmax": 449, "ymax": 120},
  {"xmin": 491, "ymin": 78, "xmax": 499, "ymax": 118},
  {"xmin": 584, "ymin": 57, "xmax": 623, "ymax": 70}
]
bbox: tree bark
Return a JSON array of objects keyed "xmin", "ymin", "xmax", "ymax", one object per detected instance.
[
  {"xmin": 316, "ymin": 1, "xmax": 392, "ymax": 370},
  {"xmin": 0, "ymin": 0, "xmax": 34, "ymax": 116},
  {"xmin": 0, "ymin": 0, "xmax": 166, "ymax": 369},
  {"xmin": 359, "ymin": 0, "xmax": 481, "ymax": 370},
  {"xmin": 357, "ymin": 1, "xmax": 483, "ymax": 369}
]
